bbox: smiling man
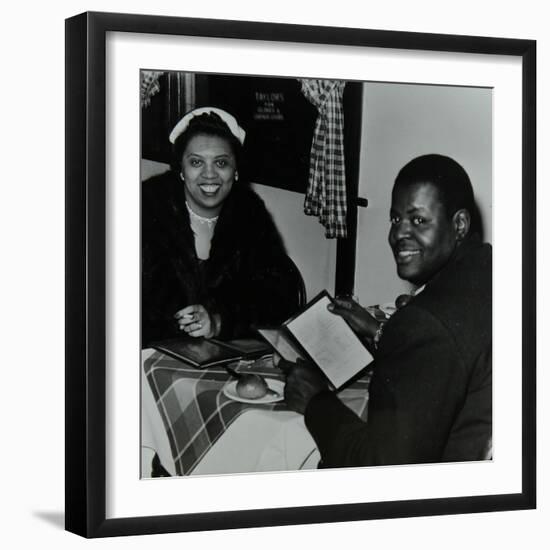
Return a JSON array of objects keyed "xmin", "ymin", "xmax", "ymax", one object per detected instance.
[{"xmin": 284, "ymin": 154, "xmax": 492, "ymax": 467}]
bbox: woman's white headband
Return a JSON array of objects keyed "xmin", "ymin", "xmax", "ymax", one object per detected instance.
[{"xmin": 169, "ymin": 107, "xmax": 246, "ymax": 145}]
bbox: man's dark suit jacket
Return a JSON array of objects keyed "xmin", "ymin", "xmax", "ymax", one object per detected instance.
[{"xmin": 306, "ymin": 237, "xmax": 492, "ymax": 467}]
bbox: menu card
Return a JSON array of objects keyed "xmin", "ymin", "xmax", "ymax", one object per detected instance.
[
  {"xmin": 257, "ymin": 290, "xmax": 373, "ymax": 389},
  {"xmin": 151, "ymin": 337, "xmax": 271, "ymax": 369}
]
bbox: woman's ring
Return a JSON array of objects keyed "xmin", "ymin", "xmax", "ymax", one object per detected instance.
[{"xmin": 197, "ymin": 322, "xmax": 202, "ymax": 329}]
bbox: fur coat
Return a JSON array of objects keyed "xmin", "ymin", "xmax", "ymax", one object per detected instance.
[{"xmin": 141, "ymin": 171, "xmax": 302, "ymax": 346}]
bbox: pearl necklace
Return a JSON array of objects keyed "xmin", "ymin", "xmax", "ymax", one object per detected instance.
[{"xmin": 185, "ymin": 201, "xmax": 219, "ymax": 228}]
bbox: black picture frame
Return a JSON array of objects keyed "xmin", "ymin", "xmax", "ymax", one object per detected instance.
[{"xmin": 65, "ymin": 11, "xmax": 536, "ymax": 538}]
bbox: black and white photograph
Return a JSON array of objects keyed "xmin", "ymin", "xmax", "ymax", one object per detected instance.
[
  {"xmin": 3, "ymin": 0, "xmax": 548, "ymax": 546},
  {"xmin": 59, "ymin": 8, "xmax": 538, "ymax": 541},
  {"xmin": 140, "ymin": 69, "xmax": 493, "ymax": 478}
]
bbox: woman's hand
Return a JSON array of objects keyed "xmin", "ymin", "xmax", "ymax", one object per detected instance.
[
  {"xmin": 327, "ymin": 296, "xmax": 380, "ymax": 343},
  {"xmin": 174, "ymin": 305, "xmax": 220, "ymax": 339}
]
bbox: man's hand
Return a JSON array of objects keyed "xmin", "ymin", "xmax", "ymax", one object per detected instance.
[
  {"xmin": 282, "ymin": 359, "xmax": 329, "ymax": 415},
  {"xmin": 328, "ymin": 297, "xmax": 380, "ymax": 344}
]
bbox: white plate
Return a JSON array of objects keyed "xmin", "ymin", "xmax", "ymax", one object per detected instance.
[{"xmin": 223, "ymin": 379, "xmax": 285, "ymax": 404}]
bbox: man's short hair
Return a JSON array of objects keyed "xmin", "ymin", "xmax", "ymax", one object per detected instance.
[
  {"xmin": 394, "ymin": 154, "xmax": 481, "ymax": 236},
  {"xmin": 395, "ymin": 154, "xmax": 476, "ymax": 218}
]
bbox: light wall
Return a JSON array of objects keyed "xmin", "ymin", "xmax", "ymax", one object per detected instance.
[
  {"xmin": 355, "ymin": 82, "xmax": 493, "ymax": 306},
  {"xmin": 251, "ymin": 184, "xmax": 337, "ymax": 300}
]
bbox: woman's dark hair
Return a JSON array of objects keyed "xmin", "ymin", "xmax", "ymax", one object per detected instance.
[
  {"xmin": 170, "ymin": 111, "xmax": 243, "ymax": 172},
  {"xmin": 394, "ymin": 154, "xmax": 482, "ymax": 235}
]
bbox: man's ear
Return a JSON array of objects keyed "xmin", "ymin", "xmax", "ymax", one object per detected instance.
[{"xmin": 453, "ymin": 209, "xmax": 471, "ymax": 241}]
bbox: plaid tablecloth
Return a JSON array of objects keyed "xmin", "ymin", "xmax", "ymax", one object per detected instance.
[{"xmin": 143, "ymin": 351, "xmax": 371, "ymax": 476}]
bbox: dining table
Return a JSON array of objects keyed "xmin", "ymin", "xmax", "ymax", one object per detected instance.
[{"xmin": 141, "ymin": 345, "xmax": 374, "ymax": 478}]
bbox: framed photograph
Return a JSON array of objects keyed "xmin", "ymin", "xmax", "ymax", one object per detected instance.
[{"xmin": 65, "ymin": 11, "xmax": 536, "ymax": 538}]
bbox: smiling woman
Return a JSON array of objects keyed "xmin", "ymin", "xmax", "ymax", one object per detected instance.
[
  {"xmin": 141, "ymin": 107, "xmax": 303, "ymax": 347},
  {"xmin": 180, "ymin": 134, "xmax": 237, "ymax": 218}
]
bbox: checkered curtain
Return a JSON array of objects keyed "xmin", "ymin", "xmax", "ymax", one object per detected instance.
[
  {"xmin": 141, "ymin": 70, "xmax": 164, "ymax": 108},
  {"xmin": 300, "ymin": 79, "xmax": 347, "ymax": 238}
]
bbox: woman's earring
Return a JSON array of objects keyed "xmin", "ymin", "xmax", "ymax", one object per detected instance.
[{"xmin": 234, "ymin": 171, "xmax": 239, "ymax": 182}]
